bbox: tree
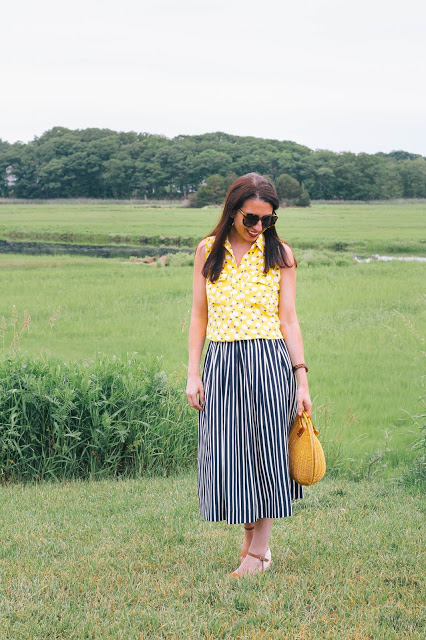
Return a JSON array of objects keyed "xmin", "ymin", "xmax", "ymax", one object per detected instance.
[
  {"xmin": 192, "ymin": 174, "xmax": 227, "ymax": 207},
  {"xmin": 224, "ymin": 172, "xmax": 238, "ymax": 192},
  {"xmin": 397, "ymin": 158, "xmax": 426, "ymax": 198},
  {"xmin": 189, "ymin": 149, "xmax": 233, "ymax": 184},
  {"xmin": 275, "ymin": 174, "xmax": 310, "ymax": 206},
  {"xmin": 2, "ymin": 126, "xmax": 423, "ymax": 200},
  {"xmin": 276, "ymin": 174, "xmax": 302, "ymax": 202},
  {"xmin": 0, "ymin": 139, "xmax": 13, "ymax": 196},
  {"xmin": 297, "ymin": 184, "xmax": 311, "ymax": 207},
  {"xmin": 102, "ymin": 154, "xmax": 135, "ymax": 198},
  {"xmin": 301, "ymin": 151, "xmax": 337, "ymax": 199}
]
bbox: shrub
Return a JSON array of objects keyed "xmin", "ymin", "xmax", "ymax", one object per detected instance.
[
  {"xmin": 0, "ymin": 353, "xmax": 196, "ymax": 482},
  {"xmin": 276, "ymin": 173, "xmax": 301, "ymax": 201},
  {"xmin": 194, "ymin": 174, "xmax": 227, "ymax": 207},
  {"xmin": 276, "ymin": 173, "xmax": 311, "ymax": 207},
  {"xmin": 297, "ymin": 183, "xmax": 311, "ymax": 207},
  {"xmin": 165, "ymin": 252, "xmax": 194, "ymax": 267},
  {"xmin": 187, "ymin": 193, "xmax": 199, "ymax": 208}
]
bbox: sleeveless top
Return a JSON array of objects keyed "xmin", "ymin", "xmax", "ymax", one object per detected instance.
[{"xmin": 205, "ymin": 234, "xmax": 283, "ymax": 342}]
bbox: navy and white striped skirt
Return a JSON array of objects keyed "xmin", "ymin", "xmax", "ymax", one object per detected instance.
[{"xmin": 198, "ymin": 338, "xmax": 304, "ymax": 524}]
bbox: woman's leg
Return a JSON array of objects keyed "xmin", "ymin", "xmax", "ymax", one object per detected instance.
[
  {"xmin": 250, "ymin": 517, "xmax": 273, "ymax": 555},
  {"xmin": 241, "ymin": 521, "xmax": 255, "ymax": 559},
  {"xmin": 233, "ymin": 518, "xmax": 273, "ymax": 575}
]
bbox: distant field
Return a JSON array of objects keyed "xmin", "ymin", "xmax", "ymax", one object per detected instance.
[{"xmin": 0, "ymin": 201, "xmax": 425, "ymax": 255}]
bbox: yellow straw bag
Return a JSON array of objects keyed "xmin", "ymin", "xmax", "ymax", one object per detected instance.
[{"xmin": 289, "ymin": 411, "xmax": 326, "ymax": 486}]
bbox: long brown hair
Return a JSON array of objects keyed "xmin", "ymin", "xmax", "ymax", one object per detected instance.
[{"xmin": 202, "ymin": 172, "xmax": 296, "ymax": 282}]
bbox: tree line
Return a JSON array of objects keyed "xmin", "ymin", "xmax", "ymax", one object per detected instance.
[{"xmin": 0, "ymin": 126, "xmax": 425, "ymax": 201}]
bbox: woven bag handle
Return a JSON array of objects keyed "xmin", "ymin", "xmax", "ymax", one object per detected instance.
[{"xmin": 297, "ymin": 411, "xmax": 320, "ymax": 438}]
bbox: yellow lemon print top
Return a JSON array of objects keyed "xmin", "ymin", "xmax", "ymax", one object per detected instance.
[{"xmin": 205, "ymin": 234, "xmax": 283, "ymax": 342}]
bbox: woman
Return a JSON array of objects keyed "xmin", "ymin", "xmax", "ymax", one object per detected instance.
[{"xmin": 186, "ymin": 173, "xmax": 311, "ymax": 578}]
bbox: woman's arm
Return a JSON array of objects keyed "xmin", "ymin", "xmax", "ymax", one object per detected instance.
[
  {"xmin": 278, "ymin": 245, "xmax": 312, "ymax": 417},
  {"xmin": 186, "ymin": 239, "xmax": 208, "ymax": 411}
]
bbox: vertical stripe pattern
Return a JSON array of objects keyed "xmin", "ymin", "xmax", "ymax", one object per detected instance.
[{"xmin": 198, "ymin": 338, "xmax": 304, "ymax": 524}]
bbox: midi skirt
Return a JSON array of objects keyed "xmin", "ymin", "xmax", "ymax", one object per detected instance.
[{"xmin": 198, "ymin": 338, "xmax": 304, "ymax": 524}]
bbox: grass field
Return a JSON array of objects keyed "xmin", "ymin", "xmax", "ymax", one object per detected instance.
[
  {"xmin": 0, "ymin": 202, "xmax": 424, "ymax": 637},
  {"xmin": 0, "ymin": 201, "xmax": 425, "ymax": 465},
  {"xmin": 1, "ymin": 201, "xmax": 425, "ymax": 255},
  {"xmin": 1, "ymin": 251, "xmax": 424, "ymax": 465},
  {"xmin": 0, "ymin": 473, "xmax": 424, "ymax": 639}
]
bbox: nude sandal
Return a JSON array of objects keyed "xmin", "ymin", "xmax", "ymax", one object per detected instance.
[{"xmin": 231, "ymin": 547, "xmax": 272, "ymax": 578}]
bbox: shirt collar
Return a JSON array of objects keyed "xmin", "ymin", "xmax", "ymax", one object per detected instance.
[
  {"xmin": 254, "ymin": 233, "xmax": 265, "ymax": 251},
  {"xmin": 224, "ymin": 233, "xmax": 265, "ymax": 257}
]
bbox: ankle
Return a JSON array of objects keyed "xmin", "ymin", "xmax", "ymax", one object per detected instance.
[
  {"xmin": 248, "ymin": 550, "xmax": 268, "ymax": 559},
  {"xmin": 247, "ymin": 544, "xmax": 270, "ymax": 558}
]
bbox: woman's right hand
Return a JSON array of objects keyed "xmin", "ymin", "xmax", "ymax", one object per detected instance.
[{"xmin": 186, "ymin": 375, "xmax": 205, "ymax": 411}]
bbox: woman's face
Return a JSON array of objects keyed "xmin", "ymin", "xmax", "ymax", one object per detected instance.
[{"xmin": 231, "ymin": 198, "xmax": 273, "ymax": 243}]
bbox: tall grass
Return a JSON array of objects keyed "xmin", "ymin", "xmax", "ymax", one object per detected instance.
[
  {"xmin": 1, "ymin": 254, "xmax": 424, "ymax": 463},
  {"xmin": 397, "ymin": 300, "xmax": 426, "ymax": 491},
  {"xmin": 0, "ymin": 353, "xmax": 196, "ymax": 482},
  {"xmin": 402, "ymin": 402, "xmax": 426, "ymax": 490}
]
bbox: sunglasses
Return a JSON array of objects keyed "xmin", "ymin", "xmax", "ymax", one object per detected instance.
[{"xmin": 238, "ymin": 208, "xmax": 278, "ymax": 229}]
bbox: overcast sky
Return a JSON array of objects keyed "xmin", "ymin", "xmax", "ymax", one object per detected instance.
[{"xmin": 2, "ymin": 0, "xmax": 425, "ymax": 154}]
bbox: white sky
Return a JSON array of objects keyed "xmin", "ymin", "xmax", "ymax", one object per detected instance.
[{"xmin": 1, "ymin": 0, "xmax": 425, "ymax": 154}]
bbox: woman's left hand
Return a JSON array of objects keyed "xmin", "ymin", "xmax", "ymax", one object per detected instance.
[{"xmin": 296, "ymin": 384, "xmax": 312, "ymax": 417}]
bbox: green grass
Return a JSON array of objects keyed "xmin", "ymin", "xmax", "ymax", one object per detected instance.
[
  {"xmin": 1, "ymin": 252, "xmax": 424, "ymax": 464},
  {"xmin": 1, "ymin": 202, "xmax": 425, "ymax": 254},
  {"xmin": 0, "ymin": 353, "xmax": 196, "ymax": 482},
  {"xmin": 0, "ymin": 473, "xmax": 424, "ymax": 639},
  {"xmin": 0, "ymin": 202, "xmax": 424, "ymax": 636},
  {"xmin": 0, "ymin": 254, "xmax": 193, "ymax": 372}
]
